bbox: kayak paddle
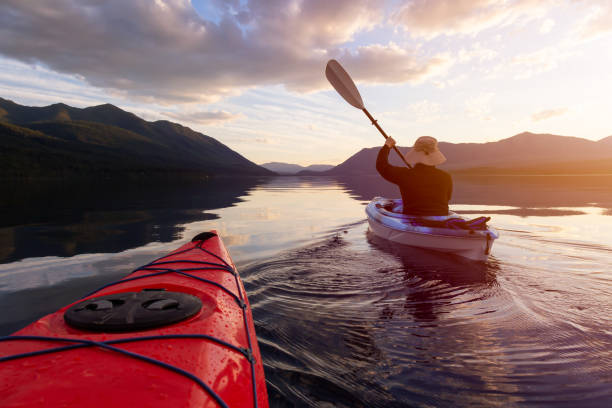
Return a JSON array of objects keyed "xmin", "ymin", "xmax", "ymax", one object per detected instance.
[{"xmin": 325, "ymin": 59, "xmax": 412, "ymax": 168}]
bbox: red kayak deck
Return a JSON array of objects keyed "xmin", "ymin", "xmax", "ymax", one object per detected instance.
[{"xmin": 0, "ymin": 231, "xmax": 269, "ymax": 408}]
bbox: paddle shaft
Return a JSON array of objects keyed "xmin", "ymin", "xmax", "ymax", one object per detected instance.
[{"xmin": 362, "ymin": 108, "xmax": 412, "ymax": 169}]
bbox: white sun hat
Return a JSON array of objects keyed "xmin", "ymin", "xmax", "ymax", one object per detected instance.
[{"xmin": 404, "ymin": 136, "xmax": 446, "ymax": 166}]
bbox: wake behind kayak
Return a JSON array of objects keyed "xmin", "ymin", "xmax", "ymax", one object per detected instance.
[{"xmin": 0, "ymin": 231, "xmax": 269, "ymax": 408}]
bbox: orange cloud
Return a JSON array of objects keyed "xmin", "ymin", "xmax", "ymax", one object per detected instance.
[
  {"xmin": 1, "ymin": 0, "xmax": 417, "ymax": 103},
  {"xmin": 531, "ymin": 108, "xmax": 568, "ymax": 122},
  {"xmin": 574, "ymin": 2, "xmax": 612, "ymax": 41},
  {"xmin": 164, "ymin": 110, "xmax": 244, "ymax": 125},
  {"xmin": 392, "ymin": 0, "xmax": 553, "ymax": 38}
]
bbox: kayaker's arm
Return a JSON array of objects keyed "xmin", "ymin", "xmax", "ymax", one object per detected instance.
[{"xmin": 376, "ymin": 140, "xmax": 403, "ymax": 184}]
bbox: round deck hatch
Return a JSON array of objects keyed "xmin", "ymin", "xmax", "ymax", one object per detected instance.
[{"xmin": 64, "ymin": 290, "xmax": 204, "ymax": 332}]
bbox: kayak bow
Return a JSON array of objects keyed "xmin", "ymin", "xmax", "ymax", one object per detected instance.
[{"xmin": 0, "ymin": 231, "xmax": 269, "ymax": 408}]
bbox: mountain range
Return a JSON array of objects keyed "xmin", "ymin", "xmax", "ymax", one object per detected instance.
[
  {"xmin": 260, "ymin": 162, "xmax": 334, "ymax": 175},
  {"xmin": 314, "ymin": 132, "xmax": 612, "ymax": 176},
  {"xmin": 3, "ymin": 97, "xmax": 611, "ymax": 179},
  {"xmin": 0, "ymin": 98, "xmax": 273, "ymax": 178}
]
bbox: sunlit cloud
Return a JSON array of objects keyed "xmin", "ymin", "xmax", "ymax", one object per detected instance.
[
  {"xmin": 0, "ymin": 1, "xmax": 573, "ymax": 105},
  {"xmin": 0, "ymin": 0, "xmax": 447, "ymax": 104},
  {"xmin": 227, "ymin": 136, "xmax": 274, "ymax": 145},
  {"xmin": 434, "ymin": 73, "xmax": 469, "ymax": 89},
  {"xmin": 408, "ymin": 100, "xmax": 442, "ymax": 123},
  {"xmin": 465, "ymin": 92, "xmax": 494, "ymax": 121},
  {"xmin": 329, "ymin": 46, "xmax": 454, "ymax": 88},
  {"xmin": 164, "ymin": 110, "xmax": 244, "ymax": 125},
  {"xmin": 540, "ymin": 18, "xmax": 555, "ymax": 34},
  {"xmin": 531, "ymin": 108, "xmax": 568, "ymax": 122},
  {"xmin": 458, "ymin": 43, "xmax": 498, "ymax": 64},
  {"xmin": 0, "ymin": 58, "xmax": 107, "ymax": 106},
  {"xmin": 392, "ymin": 0, "xmax": 553, "ymax": 38},
  {"xmin": 573, "ymin": 2, "xmax": 612, "ymax": 41},
  {"xmin": 511, "ymin": 46, "xmax": 575, "ymax": 79}
]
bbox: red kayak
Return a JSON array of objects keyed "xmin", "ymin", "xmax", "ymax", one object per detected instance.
[{"xmin": 0, "ymin": 231, "xmax": 269, "ymax": 408}]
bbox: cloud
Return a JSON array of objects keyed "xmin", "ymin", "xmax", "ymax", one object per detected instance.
[
  {"xmin": 540, "ymin": 18, "xmax": 555, "ymax": 34},
  {"xmin": 465, "ymin": 92, "xmax": 494, "ymax": 121},
  {"xmin": 228, "ymin": 136, "xmax": 273, "ymax": 144},
  {"xmin": 510, "ymin": 46, "xmax": 575, "ymax": 79},
  {"xmin": 531, "ymin": 108, "xmax": 568, "ymax": 122},
  {"xmin": 573, "ymin": 2, "xmax": 612, "ymax": 41},
  {"xmin": 392, "ymin": 0, "xmax": 553, "ymax": 38},
  {"xmin": 0, "ymin": 0, "xmax": 450, "ymax": 104},
  {"xmin": 457, "ymin": 43, "xmax": 498, "ymax": 63},
  {"xmin": 408, "ymin": 100, "xmax": 441, "ymax": 122},
  {"xmin": 164, "ymin": 110, "xmax": 243, "ymax": 125},
  {"xmin": 328, "ymin": 45, "xmax": 454, "ymax": 88}
]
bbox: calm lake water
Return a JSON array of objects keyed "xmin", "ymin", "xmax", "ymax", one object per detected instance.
[{"xmin": 1, "ymin": 175, "xmax": 611, "ymax": 407}]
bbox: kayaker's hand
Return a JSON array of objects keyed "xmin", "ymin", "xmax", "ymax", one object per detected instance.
[{"xmin": 385, "ymin": 137, "xmax": 396, "ymax": 148}]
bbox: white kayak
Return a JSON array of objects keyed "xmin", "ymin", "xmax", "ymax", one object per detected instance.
[{"xmin": 366, "ymin": 197, "xmax": 499, "ymax": 261}]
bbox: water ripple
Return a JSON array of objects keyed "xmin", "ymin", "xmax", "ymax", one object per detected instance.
[{"xmin": 241, "ymin": 230, "xmax": 611, "ymax": 407}]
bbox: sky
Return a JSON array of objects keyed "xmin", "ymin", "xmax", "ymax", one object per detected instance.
[{"xmin": 1, "ymin": 0, "xmax": 611, "ymax": 166}]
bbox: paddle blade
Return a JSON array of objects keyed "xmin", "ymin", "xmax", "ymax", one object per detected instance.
[{"xmin": 325, "ymin": 59, "xmax": 364, "ymax": 109}]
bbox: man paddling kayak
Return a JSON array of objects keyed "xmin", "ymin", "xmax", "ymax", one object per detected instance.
[
  {"xmin": 324, "ymin": 60, "xmax": 452, "ymax": 216},
  {"xmin": 376, "ymin": 136, "xmax": 452, "ymax": 216}
]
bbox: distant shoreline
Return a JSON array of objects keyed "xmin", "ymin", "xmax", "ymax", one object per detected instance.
[
  {"xmin": 6, "ymin": 171, "xmax": 610, "ymax": 182},
  {"xmin": 0, "ymin": 172, "xmax": 278, "ymax": 182},
  {"xmin": 452, "ymin": 173, "xmax": 612, "ymax": 177},
  {"xmin": 272, "ymin": 172, "xmax": 612, "ymax": 177}
]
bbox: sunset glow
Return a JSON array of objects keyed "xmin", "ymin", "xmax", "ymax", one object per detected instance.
[{"xmin": 1, "ymin": 0, "xmax": 610, "ymax": 165}]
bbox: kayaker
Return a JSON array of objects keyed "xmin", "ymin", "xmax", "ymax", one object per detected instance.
[{"xmin": 376, "ymin": 136, "xmax": 452, "ymax": 215}]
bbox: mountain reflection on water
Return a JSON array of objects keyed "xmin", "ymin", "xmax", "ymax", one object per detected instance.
[
  {"xmin": 1, "ymin": 175, "xmax": 611, "ymax": 406},
  {"xmin": 336, "ymin": 174, "xmax": 612, "ymax": 216},
  {"xmin": 0, "ymin": 178, "xmax": 265, "ymax": 263},
  {"xmin": 3, "ymin": 174, "xmax": 611, "ymax": 263}
]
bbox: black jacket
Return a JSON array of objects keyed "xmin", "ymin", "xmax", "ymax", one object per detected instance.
[{"xmin": 376, "ymin": 145, "xmax": 452, "ymax": 215}]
